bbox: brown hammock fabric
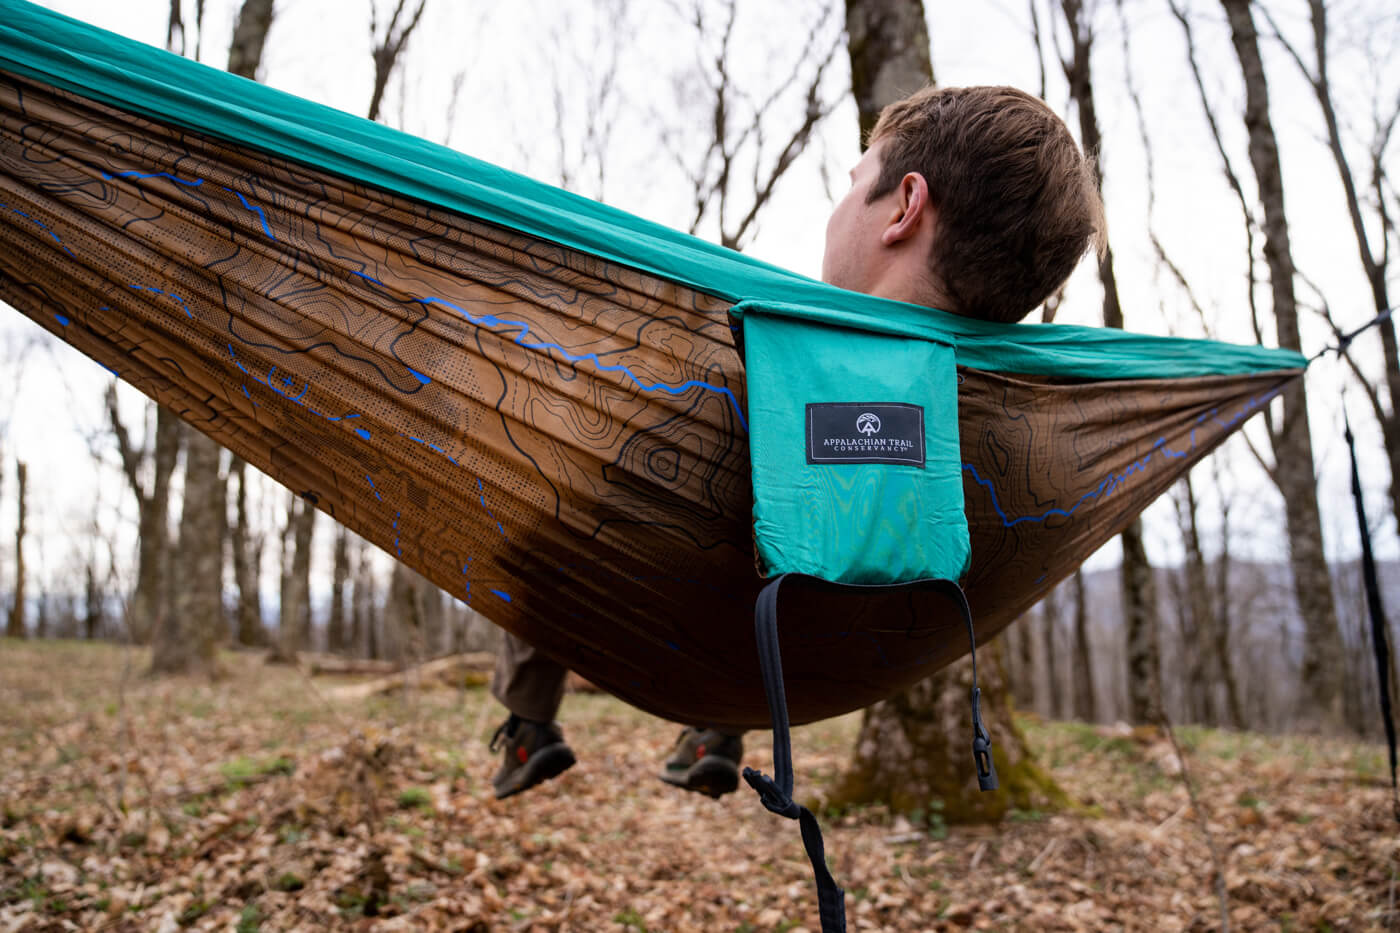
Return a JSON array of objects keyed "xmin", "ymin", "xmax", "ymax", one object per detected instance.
[{"xmin": 0, "ymin": 72, "xmax": 1299, "ymax": 730}]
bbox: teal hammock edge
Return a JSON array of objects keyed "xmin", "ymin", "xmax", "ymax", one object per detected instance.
[{"xmin": 0, "ymin": 0, "xmax": 1305, "ymax": 380}]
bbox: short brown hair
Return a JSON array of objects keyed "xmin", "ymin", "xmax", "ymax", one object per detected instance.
[{"xmin": 869, "ymin": 85, "xmax": 1104, "ymax": 323}]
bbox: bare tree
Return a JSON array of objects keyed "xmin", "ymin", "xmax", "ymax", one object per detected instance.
[
  {"xmin": 1070, "ymin": 569, "xmax": 1097, "ymax": 722},
  {"xmin": 1057, "ymin": 0, "xmax": 1161, "ymax": 725},
  {"xmin": 269, "ymin": 494, "xmax": 315, "ymax": 662},
  {"xmin": 845, "ymin": 0, "xmax": 932, "ymax": 141},
  {"xmin": 227, "ymin": 0, "xmax": 274, "ymax": 80},
  {"xmin": 662, "ymin": 0, "xmax": 844, "ymax": 250},
  {"xmin": 1041, "ymin": 584, "xmax": 1062, "ymax": 718},
  {"xmin": 1258, "ymin": 2, "xmax": 1400, "ymax": 542},
  {"xmin": 230, "ymin": 460, "xmax": 265, "ymax": 647},
  {"xmin": 106, "ymin": 389, "xmax": 180, "ymax": 644},
  {"xmin": 367, "ymin": 0, "xmax": 429, "ymax": 123},
  {"xmin": 6, "ymin": 460, "xmax": 26, "ymax": 639},
  {"xmin": 149, "ymin": 431, "xmax": 222, "ymax": 676},
  {"xmin": 327, "ymin": 525, "xmax": 350, "ymax": 654},
  {"xmin": 827, "ymin": 0, "xmax": 1064, "ymax": 825},
  {"xmin": 1217, "ymin": 0, "xmax": 1346, "ymax": 728}
]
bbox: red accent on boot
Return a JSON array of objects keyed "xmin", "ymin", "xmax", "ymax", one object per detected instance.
[
  {"xmin": 517, "ymin": 746, "xmax": 529, "ymax": 764},
  {"xmin": 695, "ymin": 744, "xmax": 707, "ymax": 759}
]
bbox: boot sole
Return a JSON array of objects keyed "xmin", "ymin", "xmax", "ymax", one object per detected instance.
[
  {"xmin": 493, "ymin": 743, "xmax": 577, "ymax": 799},
  {"xmin": 659, "ymin": 756, "xmax": 739, "ymax": 798}
]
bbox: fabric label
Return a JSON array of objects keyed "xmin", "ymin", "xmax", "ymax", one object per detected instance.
[{"xmin": 805, "ymin": 402, "xmax": 925, "ymax": 467}]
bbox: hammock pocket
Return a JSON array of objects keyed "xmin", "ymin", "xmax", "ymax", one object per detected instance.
[
  {"xmin": 0, "ymin": 0, "xmax": 1306, "ymax": 732},
  {"xmin": 744, "ymin": 308, "xmax": 968, "ymax": 584}
]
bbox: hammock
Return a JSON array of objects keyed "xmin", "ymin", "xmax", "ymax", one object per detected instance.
[{"xmin": 0, "ymin": 1, "xmax": 1305, "ymax": 732}]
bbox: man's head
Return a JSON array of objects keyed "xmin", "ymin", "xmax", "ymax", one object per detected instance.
[{"xmin": 821, "ymin": 85, "xmax": 1104, "ymax": 323}]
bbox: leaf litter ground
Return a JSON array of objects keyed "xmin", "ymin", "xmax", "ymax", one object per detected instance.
[{"xmin": 1, "ymin": 641, "xmax": 1396, "ymax": 931}]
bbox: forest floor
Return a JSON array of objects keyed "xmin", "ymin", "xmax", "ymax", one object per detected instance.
[{"xmin": 1, "ymin": 640, "xmax": 1396, "ymax": 932}]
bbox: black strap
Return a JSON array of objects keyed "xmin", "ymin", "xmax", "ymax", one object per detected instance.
[
  {"xmin": 742, "ymin": 574, "xmax": 847, "ymax": 933},
  {"xmin": 742, "ymin": 575, "xmax": 1000, "ymax": 933},
  {"xmin": 1343, "ymin": 408, "xmax": 1400, "ymax": 822},
  {"xmin": 1310, "ymin": 306, "xmax": 1396, "ymax": 363}
]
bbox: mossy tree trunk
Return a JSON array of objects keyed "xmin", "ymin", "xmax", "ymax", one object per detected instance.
[
  {"xmin": 830, "ymin": 0, "xmax": 1066, "ymax": 824},
  {"xmin": 826, "ymin": 642, "xmax": 1067, "ymax": 823}
]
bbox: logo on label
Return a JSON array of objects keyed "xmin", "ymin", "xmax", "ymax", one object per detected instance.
[
  {"xmin": 856, "ymin": 412, "xmax": 881, "ymax": 435},
  {"xmin": 805, "ymin": 402, "xmax": 925, "ymax": 467}
]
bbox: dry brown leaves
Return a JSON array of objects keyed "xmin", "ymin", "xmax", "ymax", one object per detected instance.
[{"xmin": 1, "ymin": 641, "xmax": 1396, "ymax": 931}]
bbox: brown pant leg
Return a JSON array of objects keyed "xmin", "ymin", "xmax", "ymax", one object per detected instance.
[{"xmin": 491, "ymin": 631, "xmax": 569, "ymax": 722}]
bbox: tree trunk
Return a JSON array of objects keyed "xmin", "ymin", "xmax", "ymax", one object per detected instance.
[
  {"xmin": 1214, "ymin": 509, "xmax": 1245, "ymax": 728},
  {"xmin": 149, "ymin": 432, "xmax": 221, "ymax": 676},
  {"xmin": 328, "ymin": 525, "xmax": 350, "ymax": 654},
  {"xmin": 830, "ymin": 0, "xmax": 1064, "ymax": 822},
  {"xmin": 1041, "ymin": 586, "xmax": 1061, "ymax": 719},
  {"xmin": 1011, "ymin": 615, "xmax": 1036, "ymax": 710},
  {"xmin": 271, "ymin": 496, "xmax": 316, "ymax": 661},
  {"xmin": 1059, "ymin": 0, "xmax": 1161, "ymax": 727},
  {"xmin": 6, "ymin": 461, "xmax": 26, "ymax": 638},
  {"xmin": 827, "ymin": 642, "xmax": 1067, "ymax": 822},
  {"xmin": 1121, "ymin": 522, "xmax": 1161, "ymax": 723},
  {"xmin": 1070, "ymin": 569, "xmax": 1097, "ymax": 722},
  {"xmin": 230, "ymin": 459, "xmax": 265, "ymax": 647},
  {"xmin": 109, "ymin": 398, "xmax": 180, "ymax": 644},
  {"xmin": 1220, "ymin": 0, "xmax": 1345, "ymax": 729},
  {"xmin": 350, "ymin": 537, "xmax": 367, "ymax": 657},
  {"xmin": 227, "ymin": 0, "xmax": 275, "ymax": 81},
  {"xmin": 83, "ymin": 558, "xmax": 102, "ymax": 641},
  {"xmin": 844, "ymin": 0, "xmax": 932, "ymax": 141},
  {"xmin": 367, "ymin": 0, "xmax": 429, "ymax": 124}
]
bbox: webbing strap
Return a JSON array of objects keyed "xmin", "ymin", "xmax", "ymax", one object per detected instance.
[
  {"xmin": 1343, "ymin": 409, "xmax": 1400, "ymax": 822},
  {"xmin": 742, "ymin": 575, "xmax": 1000, "ymax": 933},
  {"xmin": 742, "ymin": 575, "xmax": 847, "ymax": 933}
]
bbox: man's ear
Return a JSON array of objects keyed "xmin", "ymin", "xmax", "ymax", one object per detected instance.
[{"xmin": 880, "ymin": 172, "xmax": 931, "ymax": 247}]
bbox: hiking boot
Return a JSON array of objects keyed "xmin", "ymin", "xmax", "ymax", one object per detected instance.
[
  {"xmin": 489, "ymin": 715, "xmax": 576, "ymax": 799},
  {"xmin": 658, "ymin": 727, "xmax": 743, "ymax": 798}
]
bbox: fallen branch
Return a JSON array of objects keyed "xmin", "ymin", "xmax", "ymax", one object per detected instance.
[
  {"xmin": 297, "ymin": 653, "xmax": 400, "ymax": 676},
  {"xmin": 327, "ymin": 652, "xmax": 497, "ymax": 701}
]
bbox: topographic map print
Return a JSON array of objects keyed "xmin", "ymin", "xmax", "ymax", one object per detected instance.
[{"xmin": 0, "ymin": 73, "xmax": 1299, "ymax": 728}]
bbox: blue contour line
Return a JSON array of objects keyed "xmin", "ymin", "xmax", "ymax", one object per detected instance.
[
  {"xmin": 4, "ymin": 203, "xmax": 78, "ymax": 258},
  {"xmin": 102, "ymin": 170, "xmax": 203, "ymax": 186},
  {"xmin": 393, "ymin": 511, "xmax": 401, "ymax": 556},
  {"xmin": 962, "ymin": 388, "xmax": 1283, "ymax": 528},
  {"xmin": 94, "ymin": 168, "xmax": 276, "ymax": 241},
  {"xmin": 477, "ymin": 477, "xmax": 507, "ymax": 538},
  {"xmin": 53, "ymin": 314, "xmax": 70, "ymax": 326},
  {"xmin": 223, "ymin": 188, "xmax": 276, "ymax": 241},
  {"xmin": 225, "ymin": 342, "xmax": 364, "ymax": 432},
  {"xmin": 347, "ymin": 273, "xmax": 747, "ymax": 432},
  {"xmin": 397, "ymin": 432, "xmax": 458, "ymax": 465},
  {"xmin": 364, "ymin": 475, "xmax": 383, "ymax": 502},
  {"xmin": 129, "ymin": 283, "xmax": 193, "ymax": 319},
  {"xmin": 491, "ymin": 589, "xmax": 512, "ymax": 603}
]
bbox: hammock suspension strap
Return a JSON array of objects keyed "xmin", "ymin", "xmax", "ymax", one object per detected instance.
[
  {"xmin": 1342, "ymin": 405, "xmax": 1400, "ymax": 823},
  {"xmin": 743, "ymin": 575, "xmax": 999, "ymax": 933},
  {"xmin": 1310, "ymin": 306, "xmax": 1397, "ymax": 363}
]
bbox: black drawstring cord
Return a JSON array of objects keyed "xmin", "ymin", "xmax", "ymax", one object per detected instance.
[
  {"xmin": 948, "ymin": 583, "xmax": 999, "ymax": 791},
  {"xmin": 1342, "ymin": 405, "xmax": 1400, "ymax": 823}
]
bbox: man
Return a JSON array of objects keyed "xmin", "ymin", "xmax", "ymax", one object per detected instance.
[{"xmin": 489, "ymin": 84, "xmax": 1104, "ymax": 800}]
